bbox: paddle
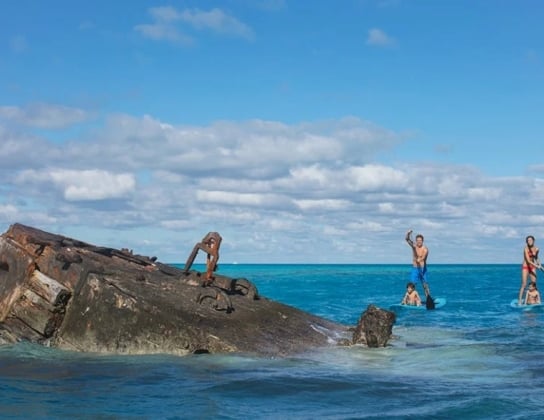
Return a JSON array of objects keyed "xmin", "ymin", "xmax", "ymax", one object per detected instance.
[{"xmin": 418, "ymin": 267, "xmax": 435, "ymax": 310}]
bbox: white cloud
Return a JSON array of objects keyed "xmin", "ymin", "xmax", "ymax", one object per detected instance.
[
  {"xmin": 134, "ymin": 6, "xmax": 193, "ymax": 45},
  {"xmin": 0, "ymin": 125, "xmax": 58, "ymax": 170},
  {"xmin": 284, "ymin": 164, "xmax": 407, "ymax": 196},
  {"xmin": 150, "ymin": 6, "xmax": 181, "ymax": 22},
  {"xmin": 160, "ymin": 219, "xmax": 194, "ymax": 230},
  {"xmin": 267, "ymin": 217, "xmax": 298, "ymax": 230},
  {"xmin": 134, "ymin": 23, "xmax": 193, "ymax": 45},
  {"xmin": 135, "ymin": 7, "xmax": 254, "ymax": 44},
  {"xmin": 16, "ymin": 169, "xmax": 136, "ymax": 201},
  {"xmin": 466, "ymin": 187, "xmax": 502, "ymax": 200},
  {"xmin": 346, "ymin": 220, "xmax": 386, "ymax": 232},
  {"xmin": 0, "ymin": 204, "xmax": 18, "ymax": 219},
  {"xmin": 347, "ymin": 165, "xmax": 407, "ymax": 191},
  {"xmin": 1, "ymin": 110, "xmax": 543, "ymax": 263},
  {"xmin": 378, "ymin": 202, "xmax": 395, "ymax": 213},
  {"xmin": 75, "ymin": 114, "xmax": 400, "ymax": 181},
  {"xmin": 366, "ymin": 28, "xmax": 396, "ymax": 47},
  {"xmin": 528, "ymin": 164, "xmax": 544, "ymax": 174},
  {"xmin": 180, "ymin": 8, "xmax": 255, "ymax": 39},
  {"xmin": 196, "ymin": 190, "xmax": 290, "ymax": 208},
  {"xmin": 294, "ymin": 198, "xmax": 351, "ymax": 211},
  {"xmin": 0, "ymin": 133, "xmax": 33, "ymax": 157},
  {"xmin": 0, "ymin": 103, "xmax": 90, "ymax": 129}
]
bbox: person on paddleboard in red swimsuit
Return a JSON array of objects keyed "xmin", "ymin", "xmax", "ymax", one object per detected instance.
[{"xmin": 518, "ymin": 235, "xmax": 541, "ymax": 305}]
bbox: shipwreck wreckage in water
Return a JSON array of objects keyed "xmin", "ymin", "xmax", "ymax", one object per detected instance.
[{"xmin": 0, "ymin": 223, "xmax": 395, "ymax": 356}]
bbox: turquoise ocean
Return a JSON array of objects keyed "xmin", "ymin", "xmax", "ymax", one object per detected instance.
[{"xmin": 1, "ymin": 264, "xmax": 543, "ymax": 419}]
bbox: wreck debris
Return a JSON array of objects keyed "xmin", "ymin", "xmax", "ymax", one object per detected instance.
[
  {"xmin": 181, "ymin": 271, "xmax": 259, "ymax": 312},
  {"xmin": 183, "ymin": 232, "xmax": 222, "ymax": 286},
  {"xmin": 0, "ymin": 223, "xmax": 396, "ymax": 355},
  {"xmin": 197, "ymin": 287, "xmax": 233, "ymax": 312},
  {"xmin": 180, "ymin": 232, "xmax": 259, "ymax": 306}
]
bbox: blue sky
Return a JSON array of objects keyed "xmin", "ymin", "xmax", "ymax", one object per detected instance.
[{"xmin": 1, "ymin": 0, "xmax": 543, "ymax": 264}]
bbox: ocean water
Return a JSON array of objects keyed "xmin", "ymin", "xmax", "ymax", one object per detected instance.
[{"xmin": 1, "ymin": 264, "xmax": 543, "ymax": 419}]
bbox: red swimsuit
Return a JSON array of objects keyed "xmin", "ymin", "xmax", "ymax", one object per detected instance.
[{"xmin": 523, "ymin": 247, "xmax": 539, "ymax": 273}]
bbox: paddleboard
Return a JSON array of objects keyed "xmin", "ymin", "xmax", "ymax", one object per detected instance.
[
  {"xmin": 390, "ymin": 297, "xmax": 447, "ymax": 311},
  {"xmin": 509, "ymin": 299, "xmax": 544, "ymax": 311}
]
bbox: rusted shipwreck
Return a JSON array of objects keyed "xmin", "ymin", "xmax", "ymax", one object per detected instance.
[{"xmin": 0, "ymin": 223, "xmax": 395, "ymax": 356}]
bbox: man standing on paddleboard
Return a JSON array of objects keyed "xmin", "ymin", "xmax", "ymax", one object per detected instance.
[{"xmin": 405, "ymin": 230, "xmax": 435, "ymax": 309}]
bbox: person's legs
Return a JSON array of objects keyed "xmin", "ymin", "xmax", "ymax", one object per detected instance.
[
  {"xmin": 411, "ymin": 267, "xmax": 431, "ymax": 297},
  {"xmin": 519, "ymin": 268, "xmax": 529, "ymax": 304}
]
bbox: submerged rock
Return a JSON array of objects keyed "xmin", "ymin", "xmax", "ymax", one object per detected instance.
[
  {"xmin": 352, "ymin": 305, "xmax": 396, "ymax": 347},
  {"xmin": 0, "ymin": 223, "xmax": 396, "ymax": 356}
]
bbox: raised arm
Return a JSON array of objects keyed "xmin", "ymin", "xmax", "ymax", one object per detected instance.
[{"xmin": 405, "ymin": 229, "xmax": 414, "ymax": 248}]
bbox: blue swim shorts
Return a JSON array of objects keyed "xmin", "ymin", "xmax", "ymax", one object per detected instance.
[{"xmin": 410, "ymin": 267, "xmax": 428, "ymax": 284}]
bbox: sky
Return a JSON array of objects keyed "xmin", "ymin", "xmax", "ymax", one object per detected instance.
[{"xmin": 1, "ymin": 0, "xmax": 543, "ymax": 264}]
